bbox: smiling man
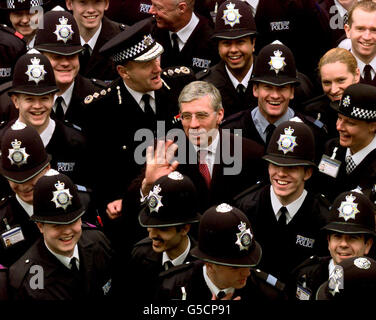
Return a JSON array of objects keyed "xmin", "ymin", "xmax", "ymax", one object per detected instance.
[{"xmin": 235, "ymin": 120, "xmax": 330, "ymax": 283}]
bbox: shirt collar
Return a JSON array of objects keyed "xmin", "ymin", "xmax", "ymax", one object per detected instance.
[
  {"xmin": 45, "ymin": 242, "xmax": 79, "ymax": 269},
  {"xmin": 203, "ymin": 264, "xmax": 235, "ymax": 298},
  {"xmin": 27, "ymin": 35, "xmax": 36, "ymax": 50},
  {"xmin": 54, "ymin": 81, "xmax": 75, "ymax": 112},
  {"xmin": 80, "ymin": 22, "xmax": 102, "ymax": 51},
  {"xmin": 225, "ymin": 63, "xmax": 254, "ymax": 89},
  {"xmin": 346, "ymin": 135, "xmax": 376, "ymax": 166},
  {"xmin": 270, "ymin": 185, "xmax": 308, "ymax": 223},
  {"xmin": 353, "ymin": 50, "xmax": 376, "ymax": 69},
  {"xmin": 39, "ymin": 118, "xmax": 55, "ymax": 147},
  {"xmin": 162, "ymin": 237, "xmax": 191, "ymax": 268},
  {"xmin": 333, "ymin": 0, "xmax": 347, "ymax": 17},
  {"xmin": 170, "ymin": 13, "xmax": 199, "ymax": 46},
  {"xmin": 15, "ymin": 194, "xmax": 33, "ymax": 218},
  {"xmin": 252, "ymin": 107, "xmax": 294, "ymax": 134},
  {"xmin": 123, "ymin": 80, "xmax": 155, "ymax": 111},
  {"xmin": 328, "ymin": 258, "xmax": 336, "ymax": 277},
  {"xmin": 193, "ymin": 130, "xmax": 220, "ymax": 154}
]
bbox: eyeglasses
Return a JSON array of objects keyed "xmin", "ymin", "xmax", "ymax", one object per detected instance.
[{"xmin": 180, "ymin": 111, "xmax": 216, "ymax": 121}]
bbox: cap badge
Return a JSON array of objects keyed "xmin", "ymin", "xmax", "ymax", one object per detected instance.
[
  {"xmin": 216, "ymin": 203, "xmax": 233, "ymax": 213},
  {"xmin": 143, "ymin": 35, "xmax": 153, "ymax": 46},
  {"xmin": 277, "ymin": 126, "xmax": 298, "ymax": 154},
  {"xmin": 51, "ymin": 180, "xmax": 73, "ymax": 210},
  {"xmin": 8, "ymin": 139, "xmax": 29, "ymax": 167},
  {"xmin": 235, "ymin": 221, "xmax": 253, "ymax": 251},
  {"xmin": 222, "ymin": 2, "xmax": 242, "ymax": 28},
  {"xmin": 328, "ymin": 265, "xmax": 344, "ymax": 296},
  {"xmin": 54, "ymin": 16, "xmax": 74, "ymax": 43},
  {"xmin": 168, "ymin": 171, "xmax": 184, "ymax": 180},
  {"xmin": 269, "ymin": 50, "xmax": 286, "ymax": 75},
  {"xmin": 354, "ymin": 257, "xmax": 371, "ymax": 270},
  {"xmin": 148, "ymin": 184, "xmax": 163, "ymax": 214},
  {"xmin": 342, "ymin": 95, "xmax": 351, "ymax": 108},
  {"xmin": 338, "ymin": 194, "xmax": 359, "ymax": 221},
  {"xmin": 25, "ymin": 57, "xmax": 47, "ymax": 84}
]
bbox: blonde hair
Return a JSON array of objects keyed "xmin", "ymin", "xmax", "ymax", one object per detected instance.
[{"xmin": 318, "ymin": 48, "xmax": 358, "ymax": 76}]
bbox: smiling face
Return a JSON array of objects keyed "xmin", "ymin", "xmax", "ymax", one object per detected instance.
[
  {"xmin": 206, "ymin": 263, "xmax": 251, "ymax": 290},
  {"xmin": 37, "ymin": 218, "xmax": 82, "ymax": 257},
  {"xmin": 345, "ymin": 8, "xmax": 376, "ymax": 63},
  {"xmin": 149, "ymin": 0, "xmax": 182, "ymax": 31},
  {"xmin": 9, "ymin": 9, "xmax": 38, "ymax": 39},
  {"xmin": 11, "ymin": 93, "xmax": 53, "ymax": 134},
  {"xmin": 328, "ymin": 233, "xmax": 373, "ymax": 265}
]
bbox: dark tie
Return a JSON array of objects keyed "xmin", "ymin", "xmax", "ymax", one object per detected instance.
[
  {"xmin": 80, "ymin": 44, "xmax": 91, "ymax": 72},
  {"xmin": 171, "ymin": 33, "xmax": 180, "ymax": 54},
  {"xmin": 265, "ymin": 123, "xmax": 276, "ymax": 147},
  {"xmin": 164, "ymin": 260, "xmax": 174, "ymax": 270},
  {"xmin": 236, "ymin": 84, "xmax": 246, "ymax": 100},
  {"xmin": 278, "ymin": 207, "xmax": 287, "ymax": 227},
  {"xmin": 70, "ymin": 257, "xmax": 79, "ymax": 276},
  {"xmin": 217, "ymin": 291, "xmax": 226, "ymax": 299},
  {"xmin": 55, "ymin": 96, "xmax": 65, "ymax": 121},
  {"xmin": 142, "ymin": 94, "xmax": 155, "ymax": 117},
  {"xmin": 346, "ymin": 155, "xmax": 356, "ymax": 174},
  {"xmin": 198, "ymin": 149, "xmax": 211, "ymax": 188},
  {"xmin": 363, "ymin": 65, "xmax": 373, "ymax": 84}
]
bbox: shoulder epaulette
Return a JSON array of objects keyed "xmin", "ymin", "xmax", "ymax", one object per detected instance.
[
  {"xmin": 119, "ymin": 23, "xmax": 127, "ymax": 30},
  {"xmin": 233, "ymin": 181, "xmax": 265, "ymax": 202},
  {"xmin": 159, "ymin": 261, "xmax": 194, "ymax": 278},
  {"xmin": 196, "ymin": 68, "xmax": 210, "ymax": 79},
  {"xmin": 75, "ymin": 184, "xmax": 92, "ymax": 193},
  {"xmin": 63, "ymin": 120, "xmax": 82, "ymax": 132},
  {"xmin": 0, "ymin": 24, "xmax": 24, "ymax": 40},
  {"xmin": 302, "ymin": 114, "xmax": 328, "ymax": 133},
  {"xmin": 252, "ymin": 268, "xmax": 286, "ymax": 292},
  {"xmin": 316, "ymin": 193, "xmax": 331, "ymax": 209},
  {"xmin": 90, "ymin": 78, "xmax": 108, "ymax": 88},
  {"xmin": 221, "ymin": 109, "xmax": 248, "ymax": 126},
  {"xmin": 291, "ymin": 255, "xmax": 322, "ymax": 274},
  {"xmin": 83, "ymin": 86, "xmax": 113, "ymax": 105},
  {"xmin": 161, "ymin": 66, "xmax": 195, "ymax": 79},
  {"xmin": 0, "ymin": 195, "xmax": 11, "ymax": 208}
]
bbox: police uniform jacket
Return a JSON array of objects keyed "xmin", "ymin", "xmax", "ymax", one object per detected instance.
[
  {"xmin": 314, "ymin": 138, "xmax": 376, "ymax": 202},
  {"xmin": 0, "ymin": 81, "xmax": 18, "ymax": 123},
  {"xmin": 235, "ymin": 183, "xmax": 329, "ymax": 283},
  {"xmin": 156, "ymin": 260, "xmax": 286, "ymax": 301},
  {"xmin": 0, "ymin": 264, "xmax": 8, "ymax": 300},
  {"xmin": 0, "ymin": 195, "xmax": 41, "ymax": 268},
  {"xmin": 152, "ymin": 15, "xmax": 219, "ymax": 73},
  {"xmin": 0, "ymin": 24, "xmax": 26, "ymax": 85},
  {"xmin": 196, "ymin": 60, "xmax": 258, "ymax": 117},
  {"xmin": 105, "ymin": 0, "xmax": 152, "ymax": 26},
  {"xmin": 9, "ymin": 225, "xmax": 113, "ymax": 300},
  {"xmin": 79, "ymin": 17, "xmax": 125, "ymax": 82}
]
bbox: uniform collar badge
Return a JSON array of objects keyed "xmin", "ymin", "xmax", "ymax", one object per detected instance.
[
  {"xmin": 216, "ymin": 203, "xmax": 233, "ymax": 213},
  {"xmin": 54, "ymin": 16, "xmax": 74, "ymax": 43},
  {"xmin": 338, "ymin": 193, "xmax": 359, "ymax": 221},
  {"xmin": 354, "ymin": 257, "xmax": 371, "ymax": 269},
  {"xmin": 148, "ymin": 184, "xmax": 163, "ymax": 214},
  {"xmin": 51, "ymin": 180, "xmax": 73, "ymax": 210},
  {"xmin": 235, "ymin": 221, "xmax": 253, "ymax": 251},
  {"xmin": 328, "ymin": 265, "xmax": 343, "ymax": 296},
  {"xmin": 222, "ymin": 2, "xmax": 242, "ymax": 28},
  {"xmin": 342, "ymin": 95, "xmax": 351, "ymax": 108},
  {"xmin": 269, "ymin": 50, "xmax": 286, "ymax": 75},
  {"xmin": 8, "ymin": 139, "xmax": 29, "ymax": 167},
  {"xmin": 25, "ymin": 57, "xmax": 47, "ymax": 84},
  {"xmin": 277, "ymin": 126, "xmax": 298, "ymax": 154}
]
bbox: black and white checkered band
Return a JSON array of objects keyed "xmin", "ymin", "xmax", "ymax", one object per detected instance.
[
  {"xmin": 6, "ymin": 0, "xmax": 43, "ymax": 8},
  {"xmin": 112, "ymin": 34, "xmax": 155, "ymax": 63},
  {"xmin": 351, "ymin": 107, "xmax": 376, "ymax": 120}
]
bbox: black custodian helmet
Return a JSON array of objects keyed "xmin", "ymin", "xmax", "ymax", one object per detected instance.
[{"xmin": 0, "ymin": 0, "xmax": 49, "ymax": 10}]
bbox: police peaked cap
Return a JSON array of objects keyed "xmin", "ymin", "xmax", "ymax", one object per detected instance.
[
  {"xmin": 212, "ymin": 0, "xmax": 257, "ymax": 40},
  {"xmin": 251, "ymin": 41, "xmax": 300, "ymax": 86},
  {"xmin": 191, "ymin": 203, "xmax": 262, "ymax": 267},
  {"xmin": 332, "ymin": 83, "xmax": 376, "ymax": 122},
  {"xmin": 8, "ymin": 49, "xmax": 58, "ymax": 96},
  {"xmin": 263, "ymin": 120, "xmax": 316, "ymax": 167},
  {"xmin": 138, "ymin": 171, "xmax": 201, "ymax": 228},
  {"xmin": 35, "ymin": 9, "xmax": 83, "ymax": 56},
  {"xmin": 100, "ymin": 17, "xmax": 164, "ymax": 64},
  {"xmin": 323, "ymin": 191, "xmax": 376, "ymax": 236},
  {"xmin": 0, "ymin": 0, "xmax": 49, "ymax": 10},
  {"xmin": 0, "ymin": 122, "xmax": 51, "ymax": 183},
  {"xmin": 32, "ymin": 169, "xmax": 85, "ymax": 224}
]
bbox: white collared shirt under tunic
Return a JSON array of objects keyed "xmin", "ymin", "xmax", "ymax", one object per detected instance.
[
  {"xmin": 45, "ymin": 243, "xmax": 80, "ymax": 270},
  {"xmin": 15, "ymin": 194, "xmax": 33, "ymax": 218},
  {"xmin": 169, "ymin": 13, "xmax": 199, "ymax": 51},
  {"xmin": 54, "ymin": 81, "xmax": 74, "ymax": 115},
  {"xmin": 346, "ymin": 135, "xmax": 376, "ymax": 168},
  {"xmin": 353, "ymin": 54, "xmax": 376, "ymax": 81},
  {"xmin": 225, "ymin": 63, "xmax": 253, "ymax": 91},
  {"xmin": 123, "ymin": 81, "xmax": 156, "ymax": 113},
  {"xmin": 270, "ymin": 186, "xmax": 308, "ymax": 224},
  {"xmin": 80, "ymin": 22, "xmax": 102, "ymax": 52},
  {"xmin": 193, "ymin": 132, "xmax": 220, "ymax": 176},
  {"xmin": 162, "ymin": 237, "xmax": 191, "ymax": 270},
  {"xmin": 203, "ymin": 265, "xmax": 235, "ymax": 298},
  {"xmin": 15, "ymin": 118, "xmax": 55, "ymax": 147}
]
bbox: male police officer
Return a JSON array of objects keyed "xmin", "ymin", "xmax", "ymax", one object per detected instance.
[
  {"xmin": 9, "ymin": 169, "xmax": 113, "ymax": 299},
  {"xmin": 197, "ymin": 0, "xmax": 258, "ymax": 116},
  {"xmin": 157, "ymin": 203, "xmax": 285, "ymax": 301},
  {"xmin": 289, "ymin": 190, "xmax": 375, "ymax": 300},
  {"xmin": 235, "ymin": 120, "xmax": 329, "ymax": 283},
  {"xmin": 34, "ymin": 8, "xmax": 107, "ymax": 129}
]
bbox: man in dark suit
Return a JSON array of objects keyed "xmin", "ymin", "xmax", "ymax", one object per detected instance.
[{"xmin": 66, "ymin": 0, "xmax": 126, "ymax": 82}]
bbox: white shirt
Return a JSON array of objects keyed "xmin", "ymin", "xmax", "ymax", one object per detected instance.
[
  {"xmin": 162, "ymin": 237, "xmax": 191, "ymax": 269},
  {"xmin": 15, "ymin": 118, "xmax": 55, "ymax": 147},
  {"xmin": 346, "ymin": 135, "xmax": 376, "ymax": 166},
  {"xmin": 169, "ymin": 13, "xmax": 199, "ymax": 51},
  {"xmin": 45, "ymin": 243, "xmax": 80, "ymax": 270},
  {"xmin": 328, "ymin": 259, "xmax": 336, "ymax": 278},
  {"xmin": 354, "ymin": 55, "xmax": 376, "ymax": 81},
  {"xmin": 54, "ymin": 81, "xmax": 75, "ymax": 114},
  {"xmin": 193, "ymin": 132, "xmax": 220, "ymax": 176},
  {"xmin": 270, "ymin": 185, "xmax": 308, "ymax": 224},
  {"xmin": 80, "ymin": 22, "xmax": 102, "ymax": 52},
  {"xmin": 15, "ymin": 194, "xmax": 33, "ymax": 218},
  {"xmin": 203, "ymin": 265, "xmax": 235, "ymax": 298},
  {"xmin": 123, "ymin": 81, "xmax": 156, "ymax": 113},
  {"xmin": 225, "ymin": 63, "xmax": 254, "ymax": 90}
]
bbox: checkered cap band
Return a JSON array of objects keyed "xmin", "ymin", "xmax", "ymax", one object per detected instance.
[
  {"xmin": 351, "ymin": 107, "xmax": 376, "ymax": 120},
  {"xmin": 6, "ymin": 0, "xmax": 43, "ymax": 8},
  {"xmin": 112, "ymin": 34, "xmax": 155, "ymax": 63}
]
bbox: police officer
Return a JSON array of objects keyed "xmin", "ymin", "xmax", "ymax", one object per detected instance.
[
  {"xmin": 34, "ymin": 8, "xmax": 107, "ymax": 129},
  {"xmin": 197, "ymin": 0, "xmax": 258, "ymax": 116},
  {"xmin": 9, "ymin": 169, "xmax": 113, "ymax": 299},
  {"xmin": 235, "ymin": 120, "xmax": 330, "ymax": 283},
  {"xmin": 288, "ymin": 190, "xmax": 375, "ymax": 300},
  {"xmin": 316, "ymin": 256, "xmax": 376, "ymax": 300},
  {"xmin": 0, "ymin": 123, "xmax": 50, "ymax": 267},
  {"xmin": 316, "ymin": 83, "xmax": 376, "ymax": 202},
  {"xmin": 157, "ymin": 202, "xmax": 286, "ymax": 301},
  {"xmin": 115, "ymin": 171, "xmax": 200, "ymax": 300},
  {"xmin": 221, "ymin": 41, "xmax": 326, "ymax": 159},
  {"xmin": 4, "ymin": 49, "xmax": 88, "ymax": 186}
]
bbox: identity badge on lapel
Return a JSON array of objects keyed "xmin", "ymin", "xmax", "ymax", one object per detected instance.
[
  {"xmin": 1, "ymin": 218, "xmax": 25, "ymax": 248},
  {"xmin": 318, "ymin": 147, "xmax": 341, "ymax": 178}
]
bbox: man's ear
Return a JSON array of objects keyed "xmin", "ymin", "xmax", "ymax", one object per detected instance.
[
  {"xmin": 117, "ymin": 64, "xmax": 129, "ymax": 79},
  {"xmin": 36, "ymin": 222, "xmax": 44, "ymax": 234},
  {"xmin": 10, "ymin": 94, "xmax": 19, "ymax": 110}
]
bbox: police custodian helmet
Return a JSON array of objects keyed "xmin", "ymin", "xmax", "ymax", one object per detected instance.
[
  {"xmin": 191, "ymin": 203, "xmax": 262, "ymax": 267},
  {"xmin": 263, "ymin": 120, "xmax": 316, "ymax": 167},
  {"xmin": 211, "ymin": 0, "xmax": 257, "ymax": 40},
  {"xmin": 0, "ymin": 0, "xmax": 49, "ymax": 10},
  {"xmin": 138, "ymin": 171, "xmax": 201, "ymax": 228}
]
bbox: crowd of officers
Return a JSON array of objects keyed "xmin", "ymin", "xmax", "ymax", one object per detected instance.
[{"xmin": 0, "ymin": 0, "xmax": 376, "ymax": 304}]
